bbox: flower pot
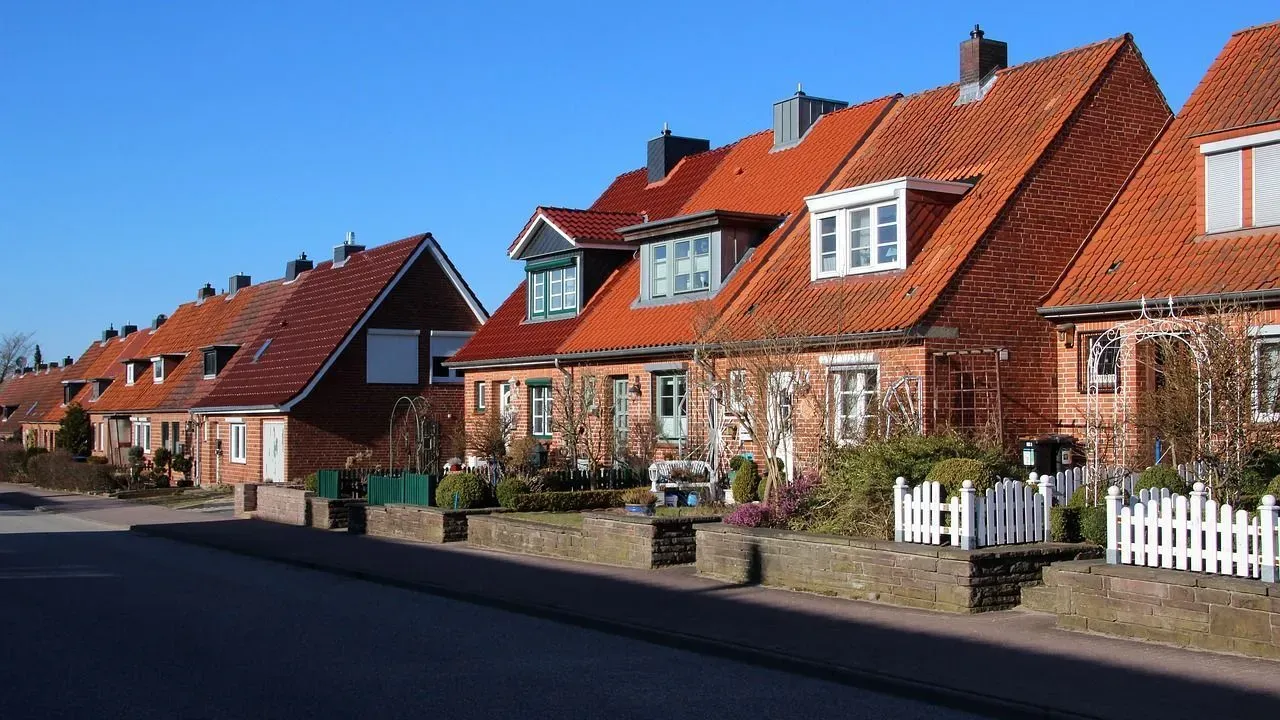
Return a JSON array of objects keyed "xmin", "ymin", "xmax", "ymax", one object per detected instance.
[{"xmin": 625, "ymin": 503, "xmax": 654, "ymax": 516}]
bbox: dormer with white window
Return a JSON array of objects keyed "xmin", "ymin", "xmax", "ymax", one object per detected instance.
[
  {"xmin": 806, "ymin": 177, "xmax": 973, "ymax": 281},
  {"xmin": 1200, "ymin": 127, "xmax": 1280, "ymax": 234},
  {"xmin": 622, "ymin": 210, "xmax": 784, "ymax": 305},
  {"xmin": 200, "ymin": 344, "xmax": 239, "ymax": 379},
  {"xmin": 150, "ymin": 353, "xmax": 185, "ymax": 384},
  {"xmin": 123, "ymin": 358, "xmax": 150, "ymax": 386}
]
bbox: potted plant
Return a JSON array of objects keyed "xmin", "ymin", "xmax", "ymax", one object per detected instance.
[{"xmin": 622, "ymin": 486, "xmax": 656, "ymax": 516}]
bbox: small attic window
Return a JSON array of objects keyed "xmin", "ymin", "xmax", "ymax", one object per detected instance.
[
  {"xmin": 253, "ymin": 339, "xmax": 273, "ymax": 363},
  {"xmin": 152, "ymin": 357, "xmax": 166, "ymax": 384},
  {"xmin": 1200, "ymin": 130, "xmax": 1280, "ymax": 233}
]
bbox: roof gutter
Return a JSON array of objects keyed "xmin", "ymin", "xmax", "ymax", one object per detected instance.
[
  {"xmin": 190, "ymin": 404, "xmax": 283, "ymax": 415},
  {"xmin": 1038, "ymin": 289, "xmax": 1280, "ymax": 320}
]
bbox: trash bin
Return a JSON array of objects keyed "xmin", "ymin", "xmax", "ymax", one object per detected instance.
[{"xmin": 1020, "ymin": 434, "xmax": 1079, "ymax": 477}]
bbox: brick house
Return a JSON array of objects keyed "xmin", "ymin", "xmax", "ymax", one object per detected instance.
[
  {"xmin": 0, "ymin": 359, "xmax": 81, "ymax": 448},
  {"xmin": 449, "ymin": 28, "xmax": 1171, "ymax": 480},
  {"xmin": 191, "ymin": 233, "xmax": 487, "ymax": 484},
  {"xmin": 1039, "ymin": 22, "xmax": 1280, "ymax": 469}
]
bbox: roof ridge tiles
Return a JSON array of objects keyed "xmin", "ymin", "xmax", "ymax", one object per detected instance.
[{"xmin": 1231, "ymin": 18, "xmax": 1280, "ymax": 36}]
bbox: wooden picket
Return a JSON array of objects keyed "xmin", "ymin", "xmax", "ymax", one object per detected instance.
[
  {"xmin": 894, "ymin": 477, "xmax": 1050, "ymax": 550},
  {"xmin": 1106, "ymin": 483, "xmax": 1279, "ymax": 582}
]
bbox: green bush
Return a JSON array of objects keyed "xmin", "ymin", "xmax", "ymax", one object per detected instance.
[
  {"xmin": 800, "ymin": 433, "xmax": 1017, "ymax": 539},
  {"xmin": 171, "ymin": 454, "xmax": 192, "ymax": 477},
  {"xmin": 508, "ymin": 489, "xmax": 629, "ymax": 512},
  {"xmin": 1050, "ymin": 506, "xmax": 1082, "ymax": 542},
  {"xmin": 621, "ymin": 486, "xmax": 656, "ymax": 506},
  {"xmin": 0, "ymin": 442, "xmax": 25, "ymax": 483},
  {"xmin": 303, "ymin": 472, "xmax": 318, "ymax": 493},
  {"xmin": 730, "ymin": 460, "xmax": 760, "ymax": 503},
  {"xmin": 1134, "ymin": 465, "xmax": 1189, "ymax": 496},
  {"xmin": 153, "ymin": 447, "xmax": 173, "ymax": 474},
  {"xmin": 25, "ymin": 451, "xmax": 124, "ymax": 494},
  {"xmin": 1079, "ymin": 506, "xmax": 1109, "ymax": 545},
  {"xmin": 496, "ymin": 476, "xmax": 531, "ymax": 508},
  {"xmin": 925, "ymin": 457, "xmax": 997, "ymax": 498},
  {"xmin": 435, "ymin": 472, "xmax": 492, "ymax": 509}
]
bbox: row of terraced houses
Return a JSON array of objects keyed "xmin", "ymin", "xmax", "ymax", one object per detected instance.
[{"xmin": 4, "ymin": 22, "xmax": 1280, "ymax": 484}]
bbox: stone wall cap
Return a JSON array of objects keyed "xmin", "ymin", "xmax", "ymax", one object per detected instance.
[
  {"xmin": 382, "ymin": 504, "xmax": 503, "ymax": 516},
  {"xmin": 585, "ymin": 511, "xmax": 723, "ymax": 526},
  {"xmin": 1048, "ymin": 559, "xmax": 1107, "ymax": 573},
  {"xmin": 1196, "ymin": 573, "xmax": 1270, "ymax": 595}
]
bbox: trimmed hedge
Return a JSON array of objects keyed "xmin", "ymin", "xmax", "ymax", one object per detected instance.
[
  {"xmin": 435, "ymin": 472, "xmax": 492, "ymax": 509},
  {"xmin": 508, "ymin": 489, "xmax": 629, "ymax": 512},
  {"xmin": 496, "ymin": 476, "xmax": 531, "ymax": 508},
  {"xmin": 25, "ymin": 451, "xmax": 125, "ymax": 494},
  {"xmin": 1134, "ymin": 465, "xmax": 1189, "ymax": 496},
  {"xmin": 730, "ymin": 459, "xmax": 760, "ymax": 503},
  {"xmin": 1049, "ymin": 505, "xmax": 1108, "ymax": 545},
  {"xmin": 926, "ymin": 457, "xmax": 996, "ymax": 498}
]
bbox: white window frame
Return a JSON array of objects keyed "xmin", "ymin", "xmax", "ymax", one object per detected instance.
[
  {"xmin": 429, "ymin": 330, "xmax": 471, "ymax": 384},
  {"xmin": 806, "ymin": 177, "xmax": 970, "ymax": 281},
  {"xmin": 528, "ymin": 264, "xmax": 577, "ymax": 319},
  {"xmin": 499, "ymin": 381, "xmax": 513, "ymax": 417},
  {"xmin": 654, "ymin": 372, "xmax": 688, "ymax": 440},
  {"xmin": 1204, "ymin": 150, "xmax": 1244, "ymax": 234},
  {"xmin": 1254, "ymin": 333, "xmax": 1280, "ymax": 423},
  {"xmin": 727, "ymin": 369, "xmax": 747, "ymax": 415},
  {"xmin": 829, "ymin": 366, "xmax": 878, "ymax": 445},
  {"xmin": 126, "ymin": 362, "xmax": 138, "ymax": 386},
  {"xmin": 530, "ymin": 384, "xmax": 552, "ymax": 437},
  {"xmin": 649, "ymin": 235, "xmax": 712, "ymax": 299},
  {"xmin": 152, "ymin": 357, "xmax": 165, "ymax": 384},
  {"xmin": 476, "ymin": 380, "xmax": 487, "ymax": 411},
  {"xmin": 230, "ymin": 422, "xmax": 247, "ymax": 464},
  {"xmin": 203, "ymin": 350, "xmax": 218, "ymax": 379},
  {"xmin": 366, "ymin": 328, "xmax": 420, "ymax": 385},
  {"xmin": 1254, "ymin": 142, "xmax": 1280, "ymax": 228},
  {"xmin": 131, "ymin": 418, "xmax": 152, "ymax": 454}
]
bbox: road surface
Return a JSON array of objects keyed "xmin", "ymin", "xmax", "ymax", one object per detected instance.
[{"xmin": 0, "ymin": 504, "xmax": 984, "ymax": 720}]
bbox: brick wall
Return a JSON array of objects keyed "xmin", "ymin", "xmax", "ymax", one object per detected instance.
[
  {"xmin": 233, "ymin": 482, "xmax": 258, "ymax": 515},
  {"xmin": 466, "ymin": 512, "xmax": 714, "ymax": 568},
  {"xmin": 253, "ymin": 485, "xmax": 311, "ymax": 526},
  {"xmin": 286, "ymin": 242, "xmax": 481, "ymax": 480},
  {"xmin": 926, "ymin": 41, "xmax": 1171, "ymax": 446},
  {"xmin": 308, "ymin": 497, "xmax": 360, "ymax": 529},
  {"xmin": 194, "ymin": 414, "xmax": 288, "ymax": 485},
  {"xmin": 1023, "ymin": 560, "xmax": 1280, "ymax": 660},
  {"xmin": 696, "ymin": 523, "xmax": 1099, "ymax": 612},
  {"xmin": 355, "ymin": 504, "xmax": 489, "ymax": 543}
]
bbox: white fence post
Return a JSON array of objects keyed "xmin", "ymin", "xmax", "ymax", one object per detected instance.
[
  {"xmin": 1105, "ymin": 486, "xmax": 1121, "ymax": 564},
  {"xmin": 960, "ymin": 480, "xmax": 976, "ymax": 550},
  {"xmin": 1039, "ymin": 475, "xmax": 1052, "ymax": 542},
  {"xmin": 893, "ymin": 477, "xmax": 907, "ymax": 543},
  {"xmin": 1262, "ymin": 495, "xmax": 1278, "ymax": 584}
]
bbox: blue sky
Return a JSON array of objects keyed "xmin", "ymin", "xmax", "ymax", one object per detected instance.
[{"xmin": 1, "ymin": 1, "xmax": 1275, "ymax": 360}]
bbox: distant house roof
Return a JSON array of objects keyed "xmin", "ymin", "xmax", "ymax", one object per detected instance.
[
  {"xmin": 1043, "ymin": 22, "xmax": 1280, "ymax": 314},
  {"xmin": 508, "ymin": 207, "xmax": 645, "ymax": 257}
]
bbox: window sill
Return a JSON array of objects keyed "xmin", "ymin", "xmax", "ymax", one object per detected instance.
[{"xmin": 230, "ymin": 458, "xmax": 247, "ymax": 465}]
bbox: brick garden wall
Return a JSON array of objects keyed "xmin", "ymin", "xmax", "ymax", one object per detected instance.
[
  {"xmin": 1022, "ymin": 560, "xmax": 1280, "ymax": 660},
  {"xmin": 354, "ymin": 504, "xmax": 491, "ymax": 543},
  {"xmin": 253, "ymin": 485, "xmax": 311, "ymax": 526},
  {"xmin": 696, "ymin": 524, "xmax": 1099, "ymax": 612},
  {"xmin": 466, "ymin": 512, "xmax": 715, "ymax": 569}
]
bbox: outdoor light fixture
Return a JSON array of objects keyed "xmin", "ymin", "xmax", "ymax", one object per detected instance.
[
  {"xmin": 628, "ymin": 376, "xmax": 642, "ymax": 397},
  {"xmin": 1057, "ymin": 324, "xmax": 1076, "ymax": 348}
]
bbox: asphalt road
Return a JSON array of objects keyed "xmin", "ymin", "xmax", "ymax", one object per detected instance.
[{"xmin": 0, "ymin": 505, "xmax": 985, "ymax": 720}]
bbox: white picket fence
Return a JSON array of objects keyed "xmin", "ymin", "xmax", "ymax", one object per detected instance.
[
  {"xmin": 1104, "ymin": 484, "xmax": 1279, "ymax": 583},
  {"xmin": 1036, "ymin": 462, "xmax": 1210, "ymax": 506},
  {"xmin": 894, "ymin": 477, "xmax": 1051, "ymax": 550}
]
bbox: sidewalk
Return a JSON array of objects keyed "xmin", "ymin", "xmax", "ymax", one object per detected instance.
[{"xmin": 4, "ymin": 482, "xmax": 1277, "ymax": 719}]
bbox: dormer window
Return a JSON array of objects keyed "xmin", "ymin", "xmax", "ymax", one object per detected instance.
[
  {"xmin": 201, "ymin": 345, "xmax": 239, "ymax": 379},
  {"xmin": 806, "ymin": 177, "xmax": 972, "ymax": 281},
  {"xmin": 528, "ymin": 260, "xmax": 578, "ymax": 320},
  {"xmin": 125, "ymin": 361, "xmax": 144, "ymax": 386},
  {"xmin": 1200, "ymin": 130, "xmax": 1280, "ymax": 233},
  {"xmin": 152, "ymin": 357, "xmax": 166, "ymax": 384},
  {"xmin": 649, "ymin": 236, "xmax": 711, "ymax": 298}
]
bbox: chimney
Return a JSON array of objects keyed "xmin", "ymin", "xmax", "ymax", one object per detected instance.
[
  {"xmin": 121, "ymin": 324, "xmax": 138, "ymax": 337},
  {"xmin": 153, "ymin": 314, "xmax": 167, "ymax": 330},
  {"xmin": 286, "ymin": 251, "xmax": 314, "ymax": 281},
  {"xmin": 228, "ymin": 273, "xmax": 252, "ymax": 295},
  {"xmin": 334, "ymin": 231, "xmax": 365, "ymax": 264},
  {"xmin": 102, "ymin": 325, "xmax": 119, "ymax": 342},
  {"xmin": 773, "ymin": 85, "xmax": 848, "ymax": 150},
  {"xmin": 63, "ymin": 356, "xmax": 73, "ymax": 367},
  {"xmin": 647, "ymin": 125, "xmax": 710, "ymax": 183},
  {"xmin": 960, "ymin": 24, "xmax": 1007, "ymax": 85},
  {"xmin": 36, "ymin": 363, "xmax": 47, "ymax": 372},
  {"xmin": 197, "ymin": 283, "xmax": 216, "ymax": 301}
]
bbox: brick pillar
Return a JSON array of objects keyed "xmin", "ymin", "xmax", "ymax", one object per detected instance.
[{"xmin": 234, "ymin": 482, "xmax": 260, "ymax": 516}]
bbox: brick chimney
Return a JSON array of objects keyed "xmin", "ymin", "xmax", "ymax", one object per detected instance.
[
  {"xmin": 197, "ymin": 283, "xmax": 216, "ymax": 302},
  {"xmin": 647, "ymin": 125, "xmax": 710, "ymax": 183},
  {"xmin": 286, "ymin": 252, "xmax": 314, "ymax": 281},
  {"xmin": 960, "ymin": 24, "xmax": 1007, "ymax": 84}
]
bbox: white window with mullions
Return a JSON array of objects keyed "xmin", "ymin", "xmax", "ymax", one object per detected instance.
[
  {"xmin": 1255, "ymin": 337, "xmax": 1280, "ymax": 422},
  {"xmin": 529, "ymin": 264, "xmax": 577, "ymax": 319},
  {"xmin": 655, "ymin": 373, "xmax": 688, "ymax": 440},
  {"xmin": 530, "ymin": 385, "xmax": 552, "ymax": 437},
  {"xmin": 648, "ymin": 235, "xmax": 711, "ymax": 299},
  {"xmin": 830, "ymin": 367, "xmax": 878, "ymax": 444}
]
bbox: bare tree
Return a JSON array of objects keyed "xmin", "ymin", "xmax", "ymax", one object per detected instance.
[
  {"xmin": 0, "ymin": 331, "xmax": 35, "ymax": 382},
  {"xmin": 551, "ymin": 367, "xmax": 619, "ymax": 473}
]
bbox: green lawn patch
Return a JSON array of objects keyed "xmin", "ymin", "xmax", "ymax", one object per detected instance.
[{"xmin": 655, "ymin": 506, "xmax": 727, "ymax": 519}]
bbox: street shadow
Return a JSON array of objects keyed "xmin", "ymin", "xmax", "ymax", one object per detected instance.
[{"xmin": 2, "ymin": 487, "xmax": 1277, "ymax": 720}]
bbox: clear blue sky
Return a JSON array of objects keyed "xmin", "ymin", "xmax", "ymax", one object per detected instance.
[{"xmin": 2, "ymin": 1, "xmax": 1275, "ymax": 360}]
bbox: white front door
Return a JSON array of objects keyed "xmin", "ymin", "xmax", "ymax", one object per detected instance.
[
  {"xmin": 262, "ymin": 421, "xmax": 285, "ymax": 483},
  {"xmin": 767, "ymin": 371, "xmax": 795, "ymax": 483}
]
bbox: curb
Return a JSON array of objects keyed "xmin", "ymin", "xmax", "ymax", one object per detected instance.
[{"xmin": 129, "ymin": 522, "xmax": 1099, "ymax": 720}]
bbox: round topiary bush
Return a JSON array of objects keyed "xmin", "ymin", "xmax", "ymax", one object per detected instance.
[
  {"xmin": 1078, "ymin": 506, "xmax": 1109, "ymax": 545},
  {"xmin": 1134, "ymin": 465, "xmax": 1189, "ymax": 496},
  {"xmin": 496, "ymin": 475, "xmax": 530, "ymax": 508},
  {"xmin": 436, "ymin": 472, "xmax": 492, "ymax": 509},
  {"xmin": 731, "ymin": 460, "xmax": 760, "ymax": 503},
  {"xmin": 925, "ymin": 457, "xmax": 996, "ymax": 498}
]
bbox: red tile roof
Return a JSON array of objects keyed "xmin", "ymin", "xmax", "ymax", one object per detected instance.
[
  {"xmin": 450, "ymin": 146, "xmax": 730, "ymax": 365},
  {"xmin": 0, "ymin": 366, "xmax": 71, "ymax": 432},
  {"xmin": 196, "ymin": 234, "xmax": 434, "ymax": 409},
  {"xmin": 718, "ymin": 36, "xmax": 1134, "ymax": 342},
  {"xmin": 1044, "ymin": 23, "xmax": 1280, "ymax": 310},
  {"xmin": 558, "ymin": 95, "xmax": 897, "ymax": 354},
  {"xmin": 508, "ymin": 207, "xmax": 645, "ymax": 255}
]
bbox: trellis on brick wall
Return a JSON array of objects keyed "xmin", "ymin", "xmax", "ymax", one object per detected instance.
[{"xmin": 931, "ymin": 348, "xmax": 1004, "ymax": 439}]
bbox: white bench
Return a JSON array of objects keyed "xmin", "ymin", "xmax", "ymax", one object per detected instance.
[{"xmin": 648, "ymin": 460, "xmax": 719, "ymax": 503}]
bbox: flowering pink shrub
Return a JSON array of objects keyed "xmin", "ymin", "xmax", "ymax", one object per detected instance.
[{"xmin": 724, "ymin": 468, "xmax": 820, "ymax": 529}]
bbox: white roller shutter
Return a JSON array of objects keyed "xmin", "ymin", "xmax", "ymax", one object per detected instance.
[
  {"xmin": 1205, "ymin": 150, "xmax": 1242, "ymax": 233},
  {"xmin": 1254, "ymin": 143, "xmax": 1280, "ymax": 227}
]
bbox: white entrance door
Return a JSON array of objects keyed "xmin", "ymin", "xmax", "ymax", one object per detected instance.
[
  {"xmin": 767, "ymin": 371, "xmax": 795, "ymax": 483},
  {"xmin": 262, "ymin": 421, "xmax": 285, "ymax": 483}
]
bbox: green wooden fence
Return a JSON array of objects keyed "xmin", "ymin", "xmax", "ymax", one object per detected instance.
[
  {"xmin": 367, "ymin": 473, "xmax": 437, "ymax": 506},
  {"xmin": 316, "ymin": 470, "xmax": 340, "ymax": 499}
]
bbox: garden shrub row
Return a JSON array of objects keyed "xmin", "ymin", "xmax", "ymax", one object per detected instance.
[
  {"xmin": 23, "ymin": 451, "xmax": 126, "ymax": 494},
  {"xmin": 508, "ymin": 489, "xmax": 629, "ymax": 512}
]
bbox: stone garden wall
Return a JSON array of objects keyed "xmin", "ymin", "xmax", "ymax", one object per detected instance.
[
  {"xmin": 1021, "ymin": 560, "xmax": 1280, "ymax": 660},
  {"xmin": 253, "ymin": 485, "xmax": 311, "ymax": 526},
  {"xmin": 308, "ymin": 497, "xmax": 360, "ymax": 530},
  {"xmin": 353, "ymin": 504, "xmax": 491, "ymax": 543},
  {"xmin": 467, "ymin": 513, "xmax": 717, "ymax": 569},
  {"xmin": 696, "ymin": 523, "xmax": 1098, "ymax": 612}
]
